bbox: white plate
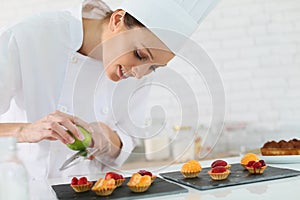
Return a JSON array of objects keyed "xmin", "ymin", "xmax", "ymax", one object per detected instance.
[{"xmin": 260, "ymin": 155, "xmax": 300, "ymax": 164}]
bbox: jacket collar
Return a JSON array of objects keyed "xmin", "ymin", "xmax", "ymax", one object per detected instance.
[{"xmin": 67, "ymin": 4, "xmax": 84, "ymax": 51}]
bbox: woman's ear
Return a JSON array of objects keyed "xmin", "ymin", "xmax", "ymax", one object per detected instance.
[{"xmin": 108, "ymin": 9, "xmax": 126, "ymax": 32}]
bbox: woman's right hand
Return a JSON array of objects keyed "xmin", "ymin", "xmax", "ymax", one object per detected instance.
[{"xmin": 17, "ymin": 110, "xmax": 93, "ymax": 144}]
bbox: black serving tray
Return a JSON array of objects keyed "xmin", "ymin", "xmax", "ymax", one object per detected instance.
[
  {"xmin": 52, "ymin": 177, "xmax": 188, "ymax": 200},
  {"xmin": 160, "ymin": 163, "xmax": 300, "ymax": 190}
]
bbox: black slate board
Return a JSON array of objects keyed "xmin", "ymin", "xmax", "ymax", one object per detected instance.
[
  {"xmin": 160, "ymin": 163, "xmax": 300, "ymax": 190},
  {"xmin": 52, "ymin": 177, "xmax": 188, "ymax": 200}
]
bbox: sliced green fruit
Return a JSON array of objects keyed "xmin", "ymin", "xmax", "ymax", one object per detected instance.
[{"xmin": 66, "ymin": 126, "xmax": 92, "ymax": 151}]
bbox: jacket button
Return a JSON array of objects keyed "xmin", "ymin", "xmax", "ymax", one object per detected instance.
[
  {"xmin": 71, "ymin": 56, "xmax": 78, "ymax": 63},
  {"xmin": 58, "ymin": 105, "xmax": 67, "ymax": 112},
  {"xmin": 102, "ymin": 107, "xmax": 109, "ymax": 114}
]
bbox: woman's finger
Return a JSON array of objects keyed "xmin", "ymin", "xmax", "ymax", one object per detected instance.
[
  {"xmin": 73, "ymin": 116, "xmax": 94, "ymax": 134},
  {"xmin": 63, "ymin": 113, "xmax": 94, "ymax": 137},
  {"xmin": 40, "ymin": 129, "xmax": 68, "ymax": 144},
  {"xmin": 50, "ymin": 122, "xmax": 75, "ymax": 144},
  {"xmin": 48, "ymin": 111, "xmax": 83, "ymax": 140}
]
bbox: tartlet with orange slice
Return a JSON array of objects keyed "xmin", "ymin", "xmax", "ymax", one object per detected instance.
[
  {"xmin": 181, "ymin": 160, "xmax": 202, "ymax": 178},
  {"xmin": 127, "ymin": 173, "xmax": 152, "ymax": 193},
  {"xmin": 92, "ymin": 178, "xmax": 117, "ymax": 196},
  {"xmin": 137, "ymin": 170, "xmax": 157, "ymax": 183}
]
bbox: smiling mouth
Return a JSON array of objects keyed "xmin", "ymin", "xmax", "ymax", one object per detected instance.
[{"xmin": 118, "ymin": 65, "xmax": 129, "ymax": 79}]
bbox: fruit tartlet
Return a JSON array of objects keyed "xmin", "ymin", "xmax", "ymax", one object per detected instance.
[
  {"xmin": 208, "ymin": 166, "xmax": 231, "ymax": 180},
  {"xmin": 105, "ymin": 172, "xmax": 125, "ymax": 187},
  {"xmin": 211, "ymin": 160, "xmax": 231, "ymax": 169},
  {"xmin": 127, "ymin": 173, "xmax": 152, "ymax": 193},
  {"xmin": 70, "ymin": 177, "xmax": 93, "ymax": 193},
  {"xmin": 92, "ymin": 178, "xmax": 117, "ymax": 196},
  {"xmin": 138, "ymin": 170, "xmax": 157, "ymax": 183},
  {"xmin": 240, "ymin": 153, "xmax": 260, "ymax": 169},
  {"xmin": 245, "ymin": 160, "xmax": 267, "ymax": 174},
  {"xmin": 181, "ymin": 160, "xmax": 202, "ymax": 178}
]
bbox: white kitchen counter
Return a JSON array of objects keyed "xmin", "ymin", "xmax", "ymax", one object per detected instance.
[{"xmin": 32, "ymin": 157, "xmax": 300, "ymax": 200}]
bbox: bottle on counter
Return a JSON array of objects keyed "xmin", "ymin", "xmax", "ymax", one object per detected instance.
[
  {"xmin": 144, "ymin": 118, "xmax": 171, "ymax": 161},
  {"xmin": 171, "ymin": 125, "xmax": 195, "ymax": 162},
  {"xmin": 0, "ymin": 136, "xmax": 29, "ymax": 200}
]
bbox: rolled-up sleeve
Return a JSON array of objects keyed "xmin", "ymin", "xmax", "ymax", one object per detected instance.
[{"xmin": 0, "ymin": 28, "xmax": 21, "ymax": 115}]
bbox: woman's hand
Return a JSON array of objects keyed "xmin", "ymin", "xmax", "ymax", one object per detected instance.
[
  {"xmin": 17, "ymin": 110, "xmax": 93, "ymax": 144},
  {"xmin": 89, "ymin": 122, "xmax": 122, "ymax": 158}
]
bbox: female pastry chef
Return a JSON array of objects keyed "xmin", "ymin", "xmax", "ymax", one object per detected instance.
[{"xmin": 0, "ymin": 0, "xmax": 218, "ymax": 179}]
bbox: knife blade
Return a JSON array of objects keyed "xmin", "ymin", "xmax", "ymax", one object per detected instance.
[{"xmin": 59, "ymin": 151, "xmax": 86, "ymax": 171}]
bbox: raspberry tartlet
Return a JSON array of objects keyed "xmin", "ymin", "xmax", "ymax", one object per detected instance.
[
  {"xmin": 240, "ymin": 153, "xmax": 260, "ymax": 169},
  {"xmin": 138, "ymin": 170, "xmax": 157, "ymax": 183},
  {"xmin": 70, "ymin": 177, "xmax": 93, "ymax": 193},
  {"xmin": 105, "ymin": 172, "xmax": 125, "ymax": 187},
  {"xmin": 181, "ymin": 160, "xmax": 202, "ymax": 178},
  {"xmin": 245, "ymin": 160, "xmax": 267, "ymax": 174},
  {"xmin": 92, "ymin": 178, "xmax": 117, "ymax": 196},
  {"xmin": 127, "ymin": 173, "xmax": 152, "ymax": 193},
  {"xmin": 211, "ymin": 160, "xmax": 231, "ymax": 169},
  {"xmin": 208, "ymin": 166, "xmax": 231, "ymax": 180}
]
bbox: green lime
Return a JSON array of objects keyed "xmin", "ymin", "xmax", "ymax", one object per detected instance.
[{"xmin": 66, "ymin": 126, "xmax": 92, "ymax": 151}]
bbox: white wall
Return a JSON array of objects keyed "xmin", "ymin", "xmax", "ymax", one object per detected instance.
[
  {"xmin": 194, "ymin": 0, "xmax": 300, "ymax": 127},
  {"xmin": 194, "ymin": 0, "xmax": 300, "ymax": 140}
]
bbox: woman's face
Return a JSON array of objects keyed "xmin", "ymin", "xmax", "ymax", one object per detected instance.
[{"xmin": 101, "ymin": 10, "xmax": 175, "ymax": 82}]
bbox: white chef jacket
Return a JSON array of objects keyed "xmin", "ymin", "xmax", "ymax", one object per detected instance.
[{"xmin": 0, "ymin": 5, "xmax": 152, "ymax": 179}]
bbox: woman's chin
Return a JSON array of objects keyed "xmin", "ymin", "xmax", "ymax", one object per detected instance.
[{"xmin": 108, "ymin": 74, "xmax": 121, "ymax": 82}]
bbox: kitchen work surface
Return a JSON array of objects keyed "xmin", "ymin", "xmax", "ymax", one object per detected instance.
[
  {"xmin": 51, "ymin": 177, "xmax": 188, "ymax": 200},
  {"xmin": 34, "ymin": 157, "xmax": 300, "ymax": 200},
  {"xmin": 160, "ymin": 163, "xmax": 300, "ymax": 190}
]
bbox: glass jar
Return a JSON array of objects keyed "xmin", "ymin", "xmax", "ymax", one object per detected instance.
[
  {"xmin": 171, "ymin": 125, "xmax": 195, "ymax": 162},
  {"xmin": 144, "ymin": 119, "xmax": 171, "ymax": 161},
  {"xmin": 0, "ymin": 136, "xmax": 29, "ymax": 200}
]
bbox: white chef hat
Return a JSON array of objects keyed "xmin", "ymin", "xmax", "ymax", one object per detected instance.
[{"xmin": 117, "ymin": 0, "xmax": 220, "ymax": 52}]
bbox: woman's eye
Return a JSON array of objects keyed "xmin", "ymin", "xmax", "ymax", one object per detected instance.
[
  {"xmin": 134, "ymin": 50, "xmax": 147, "ymax": 61},
  {"xmin": 150, "ymin": 66, "xmax": 156, "ymax": 72}
]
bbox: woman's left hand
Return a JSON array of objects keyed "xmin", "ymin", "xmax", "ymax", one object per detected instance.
[{"xmin": 89, "ymin": 122, "xmax": 122, "ymax": 159}]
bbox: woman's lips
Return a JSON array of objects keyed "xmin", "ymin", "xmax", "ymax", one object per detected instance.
[{"xmin": 118, "ymin": 66, "xmax": 129, "ymax": 79}]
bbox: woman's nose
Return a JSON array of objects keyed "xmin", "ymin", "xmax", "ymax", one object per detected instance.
[{"xmin": 131, "ymin": 65, "xmax": 149, "ymax": 79}]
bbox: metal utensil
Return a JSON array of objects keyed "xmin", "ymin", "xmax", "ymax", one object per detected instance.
[{"xmin": 59, "ymin": 148, "xmax": 99, "ymax": 171}]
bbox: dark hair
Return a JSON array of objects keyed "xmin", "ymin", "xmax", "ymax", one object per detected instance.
[
  {"xmin": 105, "ymin": 11, "xmax": 145, "ymax": 28},
  {"xmin": 123, "ymin": 12, "xmax": 145, "ymax": 28}
]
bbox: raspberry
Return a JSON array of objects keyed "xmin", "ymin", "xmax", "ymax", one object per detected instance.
[
  {"xmin": 105, "ymin": 172, "xmax": 124, "ymax": 180},
  {"xmin": 78, "ymin": 177, "xmax": 88, "ymax": 185},
  {"xmin": 252, "ymin": 162, "xmax": 262, "ymax": 169},
  {"xmin": 138, "ymin": 170, "xmax": 152, "ymax": 177},
  {"xmin": 211, "ymin": 160, "xmax": 227, "ymax": 168},
  {"xmin": 246, "ymin": 160, "xmax": 256, "ymax": 167},
  {"xmin": 71, "ymin": 177, "xmax": 78, "ymax": 185},
  {"xmin": 259, "ymin": 160, "xmax": 266, "ymax": 166},
  {"xmin": 211, "ymin": 166, "xmax": 227, "ymax": 173}
]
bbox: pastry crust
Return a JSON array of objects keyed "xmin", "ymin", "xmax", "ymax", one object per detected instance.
[
  {"xmin": 92, "ymin": 178, "xmax": 116, "ymax": 196},
  {"xmin": 208, "ymin": 170, "xmax": 230, "ymax": 180},
  {"xmin": 261, "ymin": 139, "xmax": 300, "ymax": 156},
  {"xmin": 181, "ymin": 160, "xmax": 202, "ymax": 178},
  {"xmin": 246, "ymin": 166, "xmax": 267, "ymax": 174},
  {"xmin": 261, "ymin": 148, "xmax": 300, "ymax": 155},
  {"xmin": 71, "ymin": 182, "xmax": 93, "ymax": 193}
]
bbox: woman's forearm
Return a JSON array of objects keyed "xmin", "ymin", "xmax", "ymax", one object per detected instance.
[
  {"xmin": 109, "ymin": 130, "xmax": 122, "ymax": 158},
  {"xmin": 0, "ymin": 123, "xmax": 29, "ymax": 142},
  {"xmin": 89, "ymin": 122, "xmax": 122, "ymax": 158}
]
